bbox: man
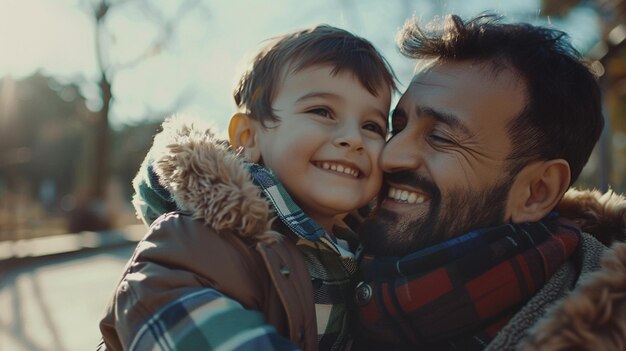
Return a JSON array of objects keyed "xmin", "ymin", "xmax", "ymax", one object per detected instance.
[{"xmin": 355, "ymin": 14, "xmax": 626, "ymax": 350}]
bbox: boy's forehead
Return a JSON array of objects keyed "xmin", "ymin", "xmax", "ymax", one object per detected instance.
[
  {"xmin": 278, "ymin": 63, "xmax": 354, "ymax": 90},
  {"xmin": 285, "ymin": 62, "xmax": 337, "ymax": 77},
  {"xmin": 271, "ymin": 62, "xmax": 393, "ymax": 113},
  {"xmin": 274, "ymin": 65, "xmax": 391, "ymax": 116}
]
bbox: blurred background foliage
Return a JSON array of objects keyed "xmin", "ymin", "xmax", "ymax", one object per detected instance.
[
  {"xmin": 0, "ymin": 0, "xmax": 624, "ymax": 240},
  {"xmin": 542, "ymin": 0, "xmax": 626, "ymax": 192},
  {"xmin": 0, "ymin": 72, "xmax": 162, "ymax": 238}
]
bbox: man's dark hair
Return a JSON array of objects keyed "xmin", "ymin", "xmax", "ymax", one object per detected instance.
[
  {"xmin": 397, "ymin": 14, "xmax": 604, "ymax": 184},
  {"xmin": 234, "ymin": 25, "xmax": 397, "ymax": 127}
]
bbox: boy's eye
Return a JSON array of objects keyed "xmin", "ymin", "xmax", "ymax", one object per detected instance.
[
  {"xmin": 363, "ymin": 122, "xmax": 386, "ymax": 137},
  {"xmin": 308, "ymin": 108, "xmax": 333, "ymax": 118}
]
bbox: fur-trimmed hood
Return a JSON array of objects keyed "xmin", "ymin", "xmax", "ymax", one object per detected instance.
[
  {"xmin": 557, "ymin": 188, "xmax": 626, "ymax": 245},
  {"xmin": 134, "ymin": 116, "xmax": 281, "ymax": 244}
]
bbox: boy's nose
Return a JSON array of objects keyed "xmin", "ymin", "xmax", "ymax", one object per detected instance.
[{"xmin": 333, "ymin": 124, "xmax": 364, "ymax": 151}]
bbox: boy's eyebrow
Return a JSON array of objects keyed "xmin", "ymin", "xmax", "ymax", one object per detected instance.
[
  {"xmin": 296, "ymin": 92, "xmax": 339, "ymax": 103},
  {"xmin": 297, "ymin": 92, "xmax": 389, "ymax": 122}
]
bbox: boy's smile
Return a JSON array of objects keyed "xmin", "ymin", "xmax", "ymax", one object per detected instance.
[
  {"xmin": 313, "ymin": 160, "xmax": 361, "ymax": 178},
  {"xmin": 256, "ymin": 65, "xmax": 391, "ymax": 232}
]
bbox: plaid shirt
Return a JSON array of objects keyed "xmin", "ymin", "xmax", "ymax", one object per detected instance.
[
  {"xmin": 122, "ymin": 164, "xmax": 359, "ymax": 351},
  {"xmin": 249, "ymin": 164, "xmax": 359, "ymax": 350}
]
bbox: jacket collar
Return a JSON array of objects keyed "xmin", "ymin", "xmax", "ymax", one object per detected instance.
[{"xmin": 246, "ymin": 163, "xmax": 356, "ymax": 257}]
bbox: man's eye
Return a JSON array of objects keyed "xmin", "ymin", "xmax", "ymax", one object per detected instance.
[
  {"xmin": 363, "ymin": 122, "xmax": 386, "ymax": 137},
  {"xmin": 429, "ymin": 133, "xmax": 452, "ymax": 144}
]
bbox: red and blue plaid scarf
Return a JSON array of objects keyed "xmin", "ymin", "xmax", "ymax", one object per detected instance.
[{"xmin": 355, "ymin": 215, "xmax": 581, "ymax": 350}]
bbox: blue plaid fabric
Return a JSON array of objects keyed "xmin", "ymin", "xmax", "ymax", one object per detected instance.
[
  {"xmin": 130, "ymin": 289, "xmax": 300, "ymax": 351},
  {"xmin": 246, "ymin": 163, "xmax": 325, "ymax": 241},
  {"xmin": 247, "ymin": 163, "xmax": 326, "ymax": 241},
  {"xmin": 246, "ymin": 163, "xmax": 358, "ymax": 350},
  {"xmin": 246, "ymin": 163, "xmax": 357, "ymax": 259}
]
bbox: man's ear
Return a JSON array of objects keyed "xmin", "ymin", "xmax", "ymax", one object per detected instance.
[
  {"xmin": 505, "ymin": 159, "xmax": 571, "ymax": 223},
  {"xmin": 228, "ymin": 113, "xmax": 261, "ymax": 162}
]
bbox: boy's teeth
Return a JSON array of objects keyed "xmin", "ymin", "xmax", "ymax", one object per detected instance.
[
  {"xmin": 318, "ymin": 162, "xmax": 359, "ymax": 177},
  {"xmin": 388, "ymin": 187, "xmax": 426, "ymax": 204}
]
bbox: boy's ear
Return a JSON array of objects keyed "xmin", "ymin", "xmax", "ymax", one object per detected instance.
[
  {"xmin": 505, "ymin": 159, "xmax": 571, "ymax": 223},
  {"xmin": 228, "ymin": 113, "xmax": 261, "ymax": 162}
]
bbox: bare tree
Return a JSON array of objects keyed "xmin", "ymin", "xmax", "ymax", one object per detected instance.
[{"xmin": 81, "ymin": 0, "xmax": 209, "ymax": 215}]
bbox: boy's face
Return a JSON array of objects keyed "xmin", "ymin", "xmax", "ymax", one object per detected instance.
[{"xmin": 257, "ymin": 65, "xmax": 391, "ymax": 229}]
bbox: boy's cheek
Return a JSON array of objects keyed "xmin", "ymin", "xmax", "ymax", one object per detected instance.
[{"xmin": 369, "ymin": 138, "xmax": 386, "ymax": 156}]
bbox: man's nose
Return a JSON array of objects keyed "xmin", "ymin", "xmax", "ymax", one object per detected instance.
[
  {"xmin": 333, "ymin": 122, "xmax": 364, "ymax": 151},
  {"xmin": 381, "ymin": 132, "xmax": 423, "ymax": 172}
]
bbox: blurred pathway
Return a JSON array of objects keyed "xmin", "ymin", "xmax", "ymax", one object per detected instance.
[{"xmin": 0, "ymin": 243, "xmax": 135, "ymax": 351}]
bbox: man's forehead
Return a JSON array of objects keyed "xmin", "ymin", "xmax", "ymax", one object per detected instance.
[
  {"xmin": 400, "ymin": 67, "xmax": 456, "ymax": 108},
  {"xmin": 410, "ymin": 60, "xmax": 522, "ymax": 86},
  {"xmin": 405, "ymin": 64, "xmax": 466, "ymax": 101},
  {"xmin": 402, "ymin": 61, "xmax": 525, "ymax": 107},
  {"xmin": 395, "ymin": 60, "xmax": 527, "ymax": 139}
]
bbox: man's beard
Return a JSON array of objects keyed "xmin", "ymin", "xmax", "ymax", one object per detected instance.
[{"xmin": 359, "ymin": 171, "xmax": 512, "ymax": 257}]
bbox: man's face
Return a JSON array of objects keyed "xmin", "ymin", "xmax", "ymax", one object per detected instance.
[{"xmin": 360, "ymin": 61, "xmax": 527, "ymax": 256}]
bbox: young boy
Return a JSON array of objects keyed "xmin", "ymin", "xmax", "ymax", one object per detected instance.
[{"xmin": 99, "ymin": 25, "xmax": 395, "ymax": 351}]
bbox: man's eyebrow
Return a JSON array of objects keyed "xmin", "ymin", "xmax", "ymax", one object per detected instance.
[{"xmin": 416, "ymin": 106, "xmax": 472, "ymax": 137}]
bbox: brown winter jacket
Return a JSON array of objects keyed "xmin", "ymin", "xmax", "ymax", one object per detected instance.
[{"xmin": 99, "ymin": 118, "xmax": 317, "ymax": 350}]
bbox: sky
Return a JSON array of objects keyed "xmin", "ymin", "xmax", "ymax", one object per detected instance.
[{"xmin": 0, "ymin": 0, "xmax": 600, "ymax": 135}]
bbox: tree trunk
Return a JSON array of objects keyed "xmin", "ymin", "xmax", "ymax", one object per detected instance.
[{"xmin": 94, "ymin": 72, "xmax": 111, "ymax": 198}]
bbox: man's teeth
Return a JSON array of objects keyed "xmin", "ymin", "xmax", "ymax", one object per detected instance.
[
  {"xmin": 388, "ymin": 187, "xmax": 426, "ymax": 204},
  {"xmin": 318, "ymin": 162, "xmax": 359, "ymax": 177}
]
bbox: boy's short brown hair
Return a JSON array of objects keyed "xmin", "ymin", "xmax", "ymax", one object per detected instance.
[{"xmin": 233, "ymin": 25, "xmax": 397, "ymax": 127}]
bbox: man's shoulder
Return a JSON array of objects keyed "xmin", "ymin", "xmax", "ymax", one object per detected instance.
[
  {"xmin": 487, "ymin": 232, "xmax": 614, "ymax": 350},
  {"xmin": 577, "ymin": 231, "xmax": 609, "ymax": 274},
  {"xmin": 519, "ymin": 241, "xmax": 626, "ymax": 350}
]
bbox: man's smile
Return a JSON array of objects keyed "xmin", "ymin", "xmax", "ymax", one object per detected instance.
[
  {"xmin": 387, "ymin": 186, "xmax": 428, "ymax": 204},
  {"xmin": 384, "ymin": 183, "xmax": 431, "ymax": 205}
]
